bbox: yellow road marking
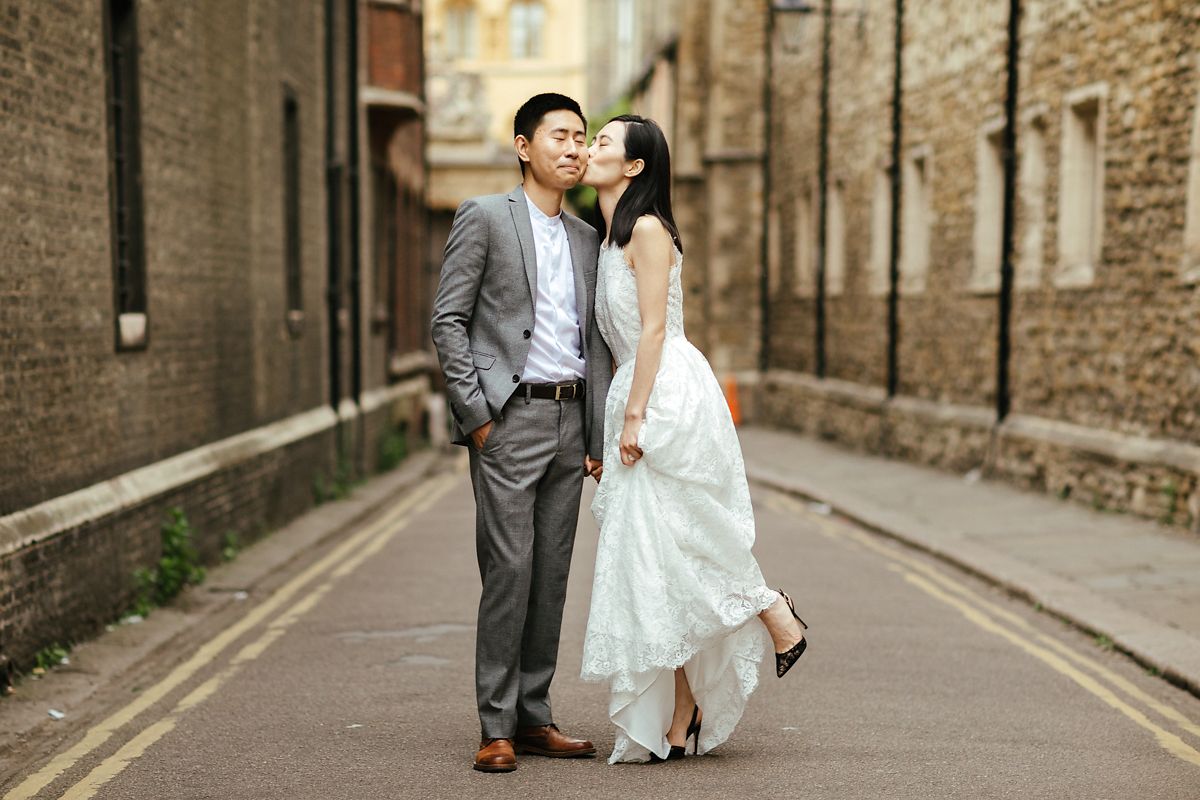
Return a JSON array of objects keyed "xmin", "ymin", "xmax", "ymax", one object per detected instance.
[
  {"xmin": 5, "ymin": 473, "xmax": 454, "ymax": 800},
  {"xmin": 902, "ymin": 572, "xmax": 1200, "ymax": 768},
  {"xmin": 890, "ymin": 549, "xmax": 1200, "ymax": 743},
  {"xmin": 762, "ymin": 488, "xmax": 1200, "ymax": 760},
  {"xmin": 818, "ymin": 518, "xmax": 1200, "ymax": 744},
  {"xmin": 53, "ymin": 477, "xmax": 456, "ymax": 799}
]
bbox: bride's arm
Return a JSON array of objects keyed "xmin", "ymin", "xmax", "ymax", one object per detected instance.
[{"xmin": 619, "ymin": 216, "xmax": 675, "ymax": 467}]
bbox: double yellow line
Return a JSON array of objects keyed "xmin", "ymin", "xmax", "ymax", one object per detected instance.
[
  {"xmin": 764, "ymin": 490, "xmax": 1200, "ymax": 769},
  {"xmin": 6, "ymin": 472, "xmax": 457, "ymax": 800}
]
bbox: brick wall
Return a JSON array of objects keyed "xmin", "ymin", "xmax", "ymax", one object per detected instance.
[
  {"xmin": 0, "ymin": 430, "xmax": 336, "ymax": 674},
  {"xmin": 367, "ymin": 0, "xmax": 423, "ymax": 96},
  {"xmin": 0, "ymin": 0, "xmax": 329, "ymax": 515},
  {"xmin": 0, "ymin": 0, "xmax": 432, "ymax": 671}
]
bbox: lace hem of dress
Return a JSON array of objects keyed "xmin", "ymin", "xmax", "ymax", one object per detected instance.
[
  {"xmin": 580, "ymin": 588, "xmax": 778, "ymax": 692},
  {"xmin": 604, "ymin": 622, "xmax": 772, "ymax": 763}
]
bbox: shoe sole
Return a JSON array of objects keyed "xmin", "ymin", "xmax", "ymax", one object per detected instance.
[
  {"xmin": 472, "ymin": 762, "xmax": 517, "ymax": 772},
  {"xmin": 513, "ymin": 746, "xmax": 597, "ymax": 758}
]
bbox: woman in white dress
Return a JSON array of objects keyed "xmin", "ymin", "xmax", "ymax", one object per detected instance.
[{"xmin": 579, "ymin": 115, "xmax": 810, "ymax": 764}]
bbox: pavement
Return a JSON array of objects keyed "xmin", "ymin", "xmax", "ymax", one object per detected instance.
[{"xmin": 739, "ymin": 425, "xmax": 1200, "ymax": 698}]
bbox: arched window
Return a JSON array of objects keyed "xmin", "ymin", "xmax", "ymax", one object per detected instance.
[
  {"xmin": 444, "ymin": 1, "xmax": 477, "ymax": 59},
  {"xmin": 509, "ymin": 0, "xmax": 544, "ymax": 59}
]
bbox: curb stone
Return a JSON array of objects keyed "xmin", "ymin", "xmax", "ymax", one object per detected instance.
[{"xmin": 746, "ymin": 462, "xmax": 1200, "ymax": 700}]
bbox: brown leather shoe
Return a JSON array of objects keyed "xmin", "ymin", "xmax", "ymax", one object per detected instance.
[
  {"xmin": 473, "ymin": 738, "xmax": 517, "ymax": 772},
  {"xmin": 514, "ymin": 723, "xmax": 596, "ymax": 758}
]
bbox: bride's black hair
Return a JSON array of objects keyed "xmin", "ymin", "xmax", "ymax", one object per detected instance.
[{"xmin": 603, "ymin": 115, "xmax": 684, "ymax": 254}]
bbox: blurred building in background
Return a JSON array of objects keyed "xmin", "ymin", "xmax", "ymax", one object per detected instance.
[
  {"xmin": 0, "ymin": 0, "xmax": 430, "ymax": 671},
  {"xmin": 585, "ymin": 0, "xmax": 680, "ymax": 130},
  {"xmin": 424, "ymin": 0, "xmax": 588, "ymax": 254},
  {"xmin": 585, "ymin": 0, "xmax": 1200, "ymax": 530},
  {"xmin": 585, "ymin": 0, "xmax": 767, "ymax": 379}
]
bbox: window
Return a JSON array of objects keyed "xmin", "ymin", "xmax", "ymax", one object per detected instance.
[
  {"xmin": 971, "ymin": 120, "xmax": 1006, "ymax": 293},
  {"xmin": 1018, "ymin": 113, "xmax": 1047, "ymax": 288},
  {"xmin": 444, "ymin": 2, "xmax": 477, "ymax": 60},
  {"xmin": 104, "ymin": 0, "xmax": 147, "ymax": 350},
  {"xmin": 1057, "ymin": 84, "xmax": 1106, "ymax": 288},
  {"xmin": 509, "ymin": 0, "xmax": 544, "ymax": 60},
  {"xmin": 825, "ymin": 180, "xmax": 846, "ymax": 296},
  {"xmin": 1184, "ymin": 91, "xmax": 1200, "ymax": 283},
  {"xmin": 869, "ymin": 167, "xmax": 892, "ymax": 296},
  {"xmin": 282, "ymin": 86, "xmax": 302, "ymax": 331},
  {"xmin": 900, "ymin": 148, "xmax": 931, "ymax": 294},
  {"xmin": 371, "ymin": 163, "xmax": 397, "ymax": 345},
  {"xmin": 794, "ymin": 185, "xmax": 818, "ymax": 298}
]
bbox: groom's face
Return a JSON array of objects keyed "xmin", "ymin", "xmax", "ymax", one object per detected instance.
[{"xmin": 517, "ymin": 109, "xmax": 588, "ymax": 191}]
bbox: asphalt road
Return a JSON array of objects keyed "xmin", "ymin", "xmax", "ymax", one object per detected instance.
[{"xmin": 5, "ymin": 462, "xmax": 1200, "ymax": 799}]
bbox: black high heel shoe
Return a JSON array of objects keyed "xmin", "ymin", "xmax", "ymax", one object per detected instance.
[
  {"xmin": 649, "ymin": 704, "xmax": 701, "ymax": 762},
  {"xmin": 775, "ymin": 589, "xmax": 809, "ymax": 678}
]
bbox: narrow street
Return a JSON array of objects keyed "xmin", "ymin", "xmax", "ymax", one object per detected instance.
[{"xmin": 4, "ymin": 461, "xmax": 1199, "ymax": 799}]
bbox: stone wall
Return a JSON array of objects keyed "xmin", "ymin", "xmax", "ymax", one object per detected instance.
[
  {"xmin": 1012, "ymin": 1, "xmax": 1200, "ymax": 443},
  {"xmin": 765, "ymin": 1, "xmax": 822, "ymax": 375},
  {"xmin": 754, "ymin": 0, "xmax": 1200, "ymax": 530}
]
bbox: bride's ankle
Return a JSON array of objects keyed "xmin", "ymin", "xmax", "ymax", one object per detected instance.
[
  {"xmin": 762, "ymin": 599, "xmax": 802, "ymax": 648},
  {"xmin": 670, "ymin": 709, "xmax": 695, "ymax": 728}
]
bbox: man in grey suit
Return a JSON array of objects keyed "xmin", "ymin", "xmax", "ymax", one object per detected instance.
[{"xmin": 430, "ymin": 93, "xmax": 613, "ymax": 773}]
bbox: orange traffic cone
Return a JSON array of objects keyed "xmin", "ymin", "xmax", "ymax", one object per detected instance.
[{"xmin": 724, "ymin": 374, "xmax": 742, "ymax": 427}]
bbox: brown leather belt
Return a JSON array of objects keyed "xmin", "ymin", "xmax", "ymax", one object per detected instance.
[{"xmin": 519, "ymin": 380, "xmax": 585, "ymax": 401}]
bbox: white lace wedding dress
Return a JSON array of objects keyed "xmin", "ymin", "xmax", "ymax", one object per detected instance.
[{"xmin": 581, "ymin": 241, "xmax": 780, "ymax": 764}]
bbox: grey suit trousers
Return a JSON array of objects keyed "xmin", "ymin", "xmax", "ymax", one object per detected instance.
[{"xmin": 469, "ymin": 390, "xmax": 585, "ymax": 738}]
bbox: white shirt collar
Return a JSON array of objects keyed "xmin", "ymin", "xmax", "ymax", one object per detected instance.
[{"xmin": 524, "ymin": 190, "xmax": 562, "ymax": 227}]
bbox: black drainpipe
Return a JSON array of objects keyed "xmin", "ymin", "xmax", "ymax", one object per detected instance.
[
  {"xmin": 325, "ymin": 0, "xmax": 343, "ymax": 418},
  {"xmin": 996, "ymin": 0, "xmax": 1021, "ymax": 421},
  {"xmin": 886, "ymin": 0, "xmax": 903, "ymax": 397},
  {"xmin": 345, "ymin": 0, "xmax": 362, "ymax": 474},
  {"xmin": 759, "ymin": 6, "xmax": 777, "ymax": 374},
  {"xmin": 814, "ymin": 0, "xmax": 832, "ymax": 378}
]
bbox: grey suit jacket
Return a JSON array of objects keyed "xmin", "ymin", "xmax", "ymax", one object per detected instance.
[{"xmin": 431, "ymin": 185, "xmax": 613, "ymax": 458}]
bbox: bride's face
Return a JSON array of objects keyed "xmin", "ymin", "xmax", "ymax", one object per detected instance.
[{"xmin": 583, "ymin": 121, "xmax": 633, "ymax": 190}]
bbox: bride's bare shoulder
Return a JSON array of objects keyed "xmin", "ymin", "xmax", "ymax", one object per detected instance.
[
  {"xmin": 628, "ymin": 216, "xmax": 674, "ymax": 264},
  {"xmin": 631, "ymin": 214, "xmax": 669, "ymax": 241}
]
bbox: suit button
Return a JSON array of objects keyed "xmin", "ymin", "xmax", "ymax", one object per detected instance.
[
  {"xmin": 512, "ymin": 374, "xmax": 520, "ymax": 383},
  {"xmin": 523, "ymin": 329, "xmax": 531, "ymax": 339}
]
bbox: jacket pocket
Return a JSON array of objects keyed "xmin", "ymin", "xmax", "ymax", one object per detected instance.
[{"xmin": 470, "ymin": 350, "xmax": 496, "ymax": 370}]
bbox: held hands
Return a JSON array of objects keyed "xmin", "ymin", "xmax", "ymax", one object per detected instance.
[
  {"xmin": 470, "ymin": 420, "xmax": 494, "ymax": 451},
  {"xmin": 619, "ymin": 416, "xmax": 644, "ymax": 467},
  {"xmin": 584, "ymin": 455, "xmax": 603, "ymax": 483}
]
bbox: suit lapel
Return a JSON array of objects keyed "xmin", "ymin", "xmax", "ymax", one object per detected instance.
[{"xmin": 507, "ymin": 186, "xmax": 538, "ymax": 304}]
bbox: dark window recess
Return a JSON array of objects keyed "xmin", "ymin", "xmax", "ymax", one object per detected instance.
[
  {"xmin": 104, "ymin": 0, "xmax": 148, "ymax": 349},
  {"xmin": 370, "ymin": 161, "xmax": 397, "ymax": 344},
  {"xmin": 283, "ymin": 86, "xmax": 303, "ymax": 321}
]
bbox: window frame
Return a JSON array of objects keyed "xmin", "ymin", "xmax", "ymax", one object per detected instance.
[{"xmin": 103, "ymin": 0, "xmax": 149, "ymax": 351}]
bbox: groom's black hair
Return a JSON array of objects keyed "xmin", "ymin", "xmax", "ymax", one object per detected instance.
[{"xmin": 513, "ymin": 93, "xmax": 587, "ymax": 176}]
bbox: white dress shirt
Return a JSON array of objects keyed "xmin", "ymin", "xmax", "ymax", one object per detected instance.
[{"xmin": 521, "ymin": 192, "xmax": 586, "ymax": 383}]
